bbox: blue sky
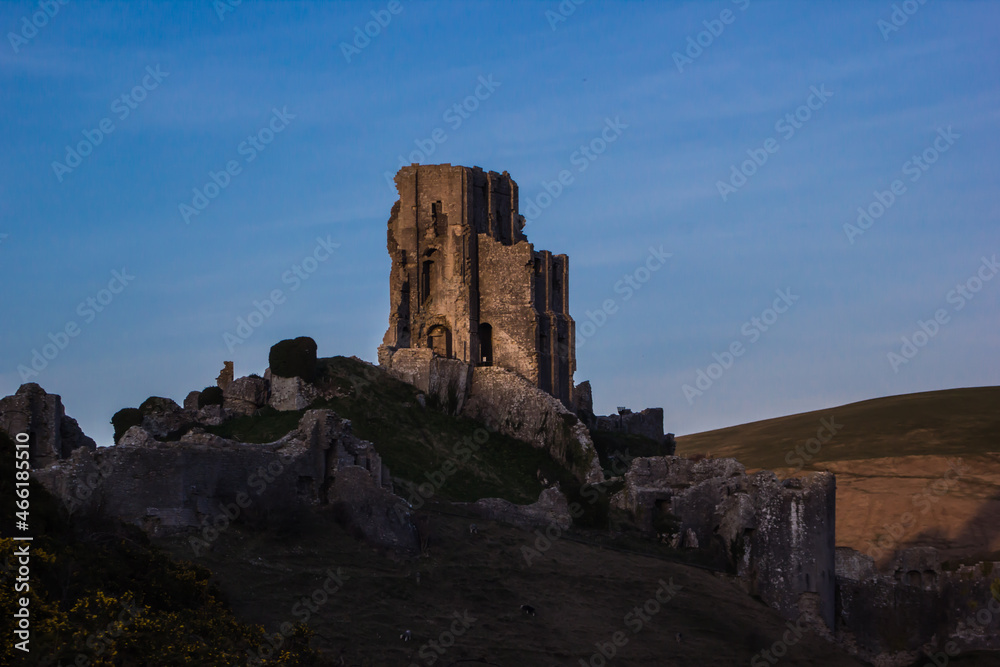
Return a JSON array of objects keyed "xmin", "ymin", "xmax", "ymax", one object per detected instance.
[{"xmin": 2, "ymin": 0, "xmax": 997, "ymax": 447}]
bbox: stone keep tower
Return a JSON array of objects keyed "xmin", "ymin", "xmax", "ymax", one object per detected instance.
[{"xmin": 378, "ymin": 164, "xmax": 576, "ymax": 407}]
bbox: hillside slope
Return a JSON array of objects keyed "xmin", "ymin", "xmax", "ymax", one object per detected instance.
[
  {"xmin": 676, "ymin": 387, "xmax": 1000, "ymax": 564},
  {"xmin": 155, "ymin": 503, "xmax": 867, "ymax": 666}
]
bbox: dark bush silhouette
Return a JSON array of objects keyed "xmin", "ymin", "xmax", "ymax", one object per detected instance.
[
  {"xmin": 198, "ymin": 386, "xmax": 224, "ymax": 408},
  {"xmin": 269, "ymin": 336, "xmax": 318, "ymax": 381},
  {"xmin": 138, "ymin": 395, "xmax": 178, "ymax": 416},
  {"xmin": 111, "ymin": 407, "xmax": 142, "ymax": 443}
]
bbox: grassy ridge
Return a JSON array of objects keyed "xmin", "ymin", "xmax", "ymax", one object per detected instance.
[{"xmin": 675, "ymin": 387, "xmax": 1000, "ymax": 470}]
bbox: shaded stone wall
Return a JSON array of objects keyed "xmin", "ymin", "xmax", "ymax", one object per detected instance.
[
  {"xmin": 611, "ymin": 456, "xmax": 837, "ymax": 629},
  {"xmin": 0, "ymin": 383, "xmax": 96, "ymax": 468},
  {"xmin": 594, "ymin": 407, "xmax": 668, "ymax": 444},
  {"xmin": 32, "ymin": 410, "xmax": 418, "ymax": 552},
  {"xmin": 380, "ymin": 164, "xmax": 575, "ymax": 408},
  {"xmin": 835, "ymin": 547, "xmax": 1000, "ymax": 664}
]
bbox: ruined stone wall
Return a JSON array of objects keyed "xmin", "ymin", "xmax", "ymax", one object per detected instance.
[
  {"xmin": 834, "ymin": 547, "xmax": 1000, "ymax": 663},
  {"xmin": 611, "ymin": 456, "xmax": 837, "ymax": 629},
  {"xmin": 0, "ymin": 383, "xmax": 96, "ymax": 468},
  {"xmin": 32, "ymin": 410, "xmax": 418, "ymax": 552},
  {"xmin": 594, "ymin": 408, "xmax": 666, "ymax": 443}
]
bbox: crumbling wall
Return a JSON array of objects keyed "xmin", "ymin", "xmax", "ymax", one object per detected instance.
[
  {"xmin": 32, "ymin": 409, "xmax": 417, "ymax": 552},
  {"xmin": 0, "ymin": 383, "xmax": 96, "ymax": 468},
  {"xmin": 611, "ymin": 456, "xmax": 837, "ymax": 629},
  {"xmin": 835, "ymin": 547, "xmax": 1000, "ymax": 664}
]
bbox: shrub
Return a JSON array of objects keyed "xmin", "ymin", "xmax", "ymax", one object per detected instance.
[
  {"xmin": 198, "ymin": 386, "xmax": 224, "ymax": 408},
  {"xmin": 138, "ymin": 396, "xmax": 179, "ymax": 416},
  {"xmin": 111, "ymin": 407, "xmax": 143, "ymax": 443},
  {"xmin": 269, "ymin": 336, "xmax": 318, "ymax": 381}
]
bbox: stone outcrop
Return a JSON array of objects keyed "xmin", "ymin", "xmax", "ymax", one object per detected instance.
[
  {"xmin": 461, "ymin": 366, "xmax": 603, "ymax": 484},
  {"xmin": 462, "ymin": 486, "xmax": 573, "ymax": 532},
  {"xmin": 268, "ymin": 375, "xmax": 318, "ymax": 411},
  {"xmin": 223, "ymin": 375, "xmax": 269, "ymax": 416},
  {"xmin": 34, "ymin": 409, "xmax": 417, "ymax": 552},
  {"xmin": 0, "ymin": 383, "xmax": 96, "ymax": 468},
  {"xmin": 611, "ymin": 455, "xmax": 837, "ymax": 630}
]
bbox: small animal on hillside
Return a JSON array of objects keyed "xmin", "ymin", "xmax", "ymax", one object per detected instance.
[
  {"xmin": 469, "ymin": 523, "xmax": 478, "ymax": 535},
  {"xmin": 400, "ymin": 629, "xmax": 412, "ymax": 641},
  {"xmin": 675, "ymin": 632, "xmax": 683, "ymax": 643},
  {"xmin": 520, "ymin": 604, "xmax": 536, "ymax": 616}
]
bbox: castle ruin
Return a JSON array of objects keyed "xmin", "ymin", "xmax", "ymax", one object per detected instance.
[{"xmin": 378, "ymin": 164, "xmax": 576, "ymax": 408}]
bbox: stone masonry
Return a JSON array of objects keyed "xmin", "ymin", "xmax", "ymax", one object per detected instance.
[{"xmin": 378, "ymin": 164, "xmax": 576, "ymax": 408}]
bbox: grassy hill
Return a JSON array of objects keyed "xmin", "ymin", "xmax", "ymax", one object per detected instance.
[{"xmin": 675, "ymin": 387, "xmax": 1000, "ymax": 470}]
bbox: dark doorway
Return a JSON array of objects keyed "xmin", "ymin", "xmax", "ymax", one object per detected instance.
[{"xmin": 479, "ymin": 323, "xmax": 493, "ymax": 366}]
